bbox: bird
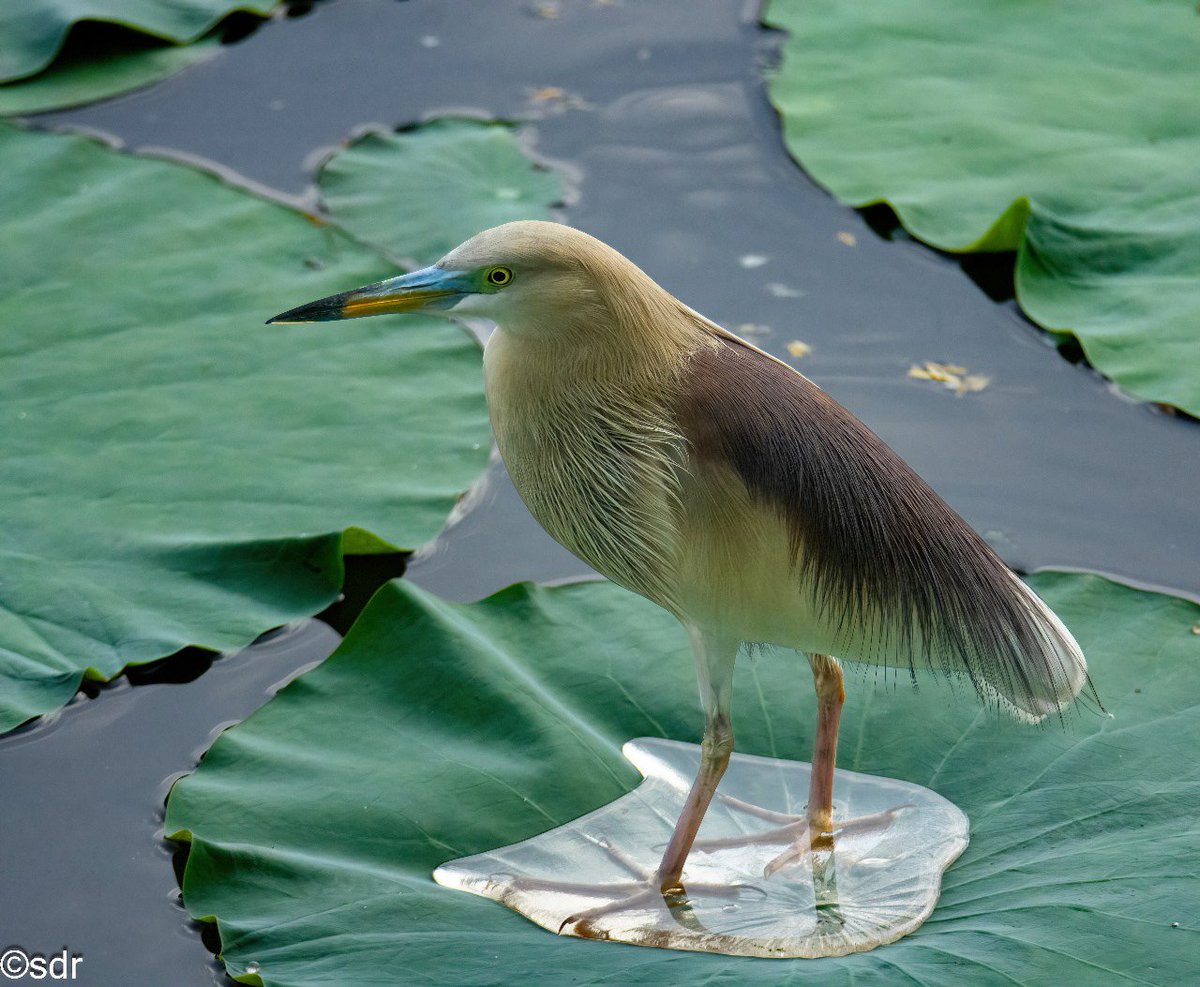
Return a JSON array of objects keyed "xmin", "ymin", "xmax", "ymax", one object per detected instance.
[{"xmin": 269, "ymin": 219, "xmax": 1092, "ymax": 922}]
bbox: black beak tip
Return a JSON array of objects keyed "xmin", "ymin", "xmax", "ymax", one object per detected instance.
[
  {"xmin": 264, "ymin": 304, "xmax": 311, "ymax": 325},
  {"xmin": 265, "ymin": 292, "xmax": 350, "ymax": 325}
]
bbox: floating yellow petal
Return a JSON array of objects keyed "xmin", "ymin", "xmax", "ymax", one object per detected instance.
[{"xmin": 908, "ymin": 362, "xmax": 989, "ymax": 397}]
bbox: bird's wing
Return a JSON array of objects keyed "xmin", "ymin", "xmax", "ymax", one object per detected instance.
[{"xmin": 677, "ymin": 329, "xmax": 1093, "ymax": 721}]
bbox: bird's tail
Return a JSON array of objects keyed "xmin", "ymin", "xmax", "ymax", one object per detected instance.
[{"xmin": 980, "ymin": 574, "xmax": 1092, "ymax": 723}]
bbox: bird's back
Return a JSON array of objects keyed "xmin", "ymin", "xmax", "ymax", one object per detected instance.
[{"xmin": 674, "ymin": 332, "xmax": 1092, "ymax": 721}]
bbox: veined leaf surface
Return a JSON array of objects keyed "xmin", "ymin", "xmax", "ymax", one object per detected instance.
[{"xmin": 168, "ymin": 573, "xmax": 1200, "ymax": 985}]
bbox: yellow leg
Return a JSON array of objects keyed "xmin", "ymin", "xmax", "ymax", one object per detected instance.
[
  {"xmin": 539, "ymin": 645, "xmax": 895, "ymax": 938},
  {"xmin": 694, "ymin": 652, "xmax": 891, "ymax": 880}
]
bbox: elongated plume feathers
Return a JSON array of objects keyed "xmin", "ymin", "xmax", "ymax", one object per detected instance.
[{"xmin": 680, "ymin": 335, "xmax": 1093, "ymax": 721}]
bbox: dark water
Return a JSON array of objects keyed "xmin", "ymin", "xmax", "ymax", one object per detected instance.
[
  {"xmin": 0, "ymin": 622, "xmax": 340, "ymax": 986},
  {"xmin": 5, "ymin": 0, "xmax": 1198, "ymax": 983}
]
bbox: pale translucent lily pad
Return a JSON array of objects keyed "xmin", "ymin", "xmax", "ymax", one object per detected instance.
[
  {"xmin": 436, "ymin": 737, "xmax": 969, "ymax": 958},
  {"xmin": 764, "ymin": 0, "xmax": 1200, "ymax": 415}
]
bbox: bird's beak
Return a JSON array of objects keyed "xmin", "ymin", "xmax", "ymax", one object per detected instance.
[{"xmin": 266, "ymin": 265, "xmax": 471, "ymax": 324}]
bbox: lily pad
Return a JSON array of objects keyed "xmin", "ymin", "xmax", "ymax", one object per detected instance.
[
  {"xmin": 0, "ymin": 0, "xmax": 274, "ymax": 83},
  {"xmin": 0, "ymin": 23, "xmax": 221, "ymax": 116},
  {"xmin": 764, "ymin": 0, "xmax": 1200, "ymax": 416},
  {"xmin": 320, "ymin": 120, "xmax": 566, "ymax": 266},
  {"xmin": 0, "ymin": 118, "xmax": 562, "ymax": 730},
  {"xmin": 167, "ymin": 572, "xmax": 1200, "ymax": 985}
]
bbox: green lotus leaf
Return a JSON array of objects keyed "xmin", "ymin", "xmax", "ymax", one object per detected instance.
[
  {"xmin": 764, "ymin": 0, "xmax": 1200, "ymax": 416},
  {"xmin": 167, "ymin": 572, "xmax": 1200, "ymax": 985},
  {"xmin": 0, "ymin": 24, "xmax": 220, "ymax": 116},
  {"xmin": 0, "ymin": 118, "xmax": 563, "ymax": 730},
  {"xmin": 320, "ymin": 120, "xmax": 566, "ymax": 266},
  {"xmin": 0, "ymin": 0, "xmax": 274, "ymax": 84}
]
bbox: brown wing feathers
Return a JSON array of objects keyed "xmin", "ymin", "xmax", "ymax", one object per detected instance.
[{"xmin": 680, "ymin": 335, "xmax": 1091, "ymax": 719}]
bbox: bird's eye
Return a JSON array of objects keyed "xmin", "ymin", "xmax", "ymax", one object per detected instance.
[{"xmin": 486, "ymin": 267, "xmax": 513, "ymax": 287}]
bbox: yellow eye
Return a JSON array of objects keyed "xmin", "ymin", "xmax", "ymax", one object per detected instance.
[{"xmin": 486, "ymin": 266, "xmax": 513, "ymax": 287}]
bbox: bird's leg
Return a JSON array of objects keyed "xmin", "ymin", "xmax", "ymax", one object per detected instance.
[
  {"xmin": 806, "ymin": 652, "xmax": 844, "ymax": 849},
  {"xmin": 691, "ymin": 652, "xmax": 902, "ymax": 880},
  {"xmin": 558, "ymin": 628, "xmax": 737, "ymax": 937},
  {"xmin": 801, "ymin": 653, "xmax": 844, "ymax": 905},
  {"xmin": 655, "ymin": 714, "xmax": 733, "ymax": 894},
  {"xmin": 655, "ymin": 626, "xmax": 737, "ymax": 894},
  {"xmin": 753, "ymin": 654, "xmax": 845, "ymax": 880}
]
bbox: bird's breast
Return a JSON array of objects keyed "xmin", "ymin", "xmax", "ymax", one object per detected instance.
[
  {"xmin": 483, "ymin": 328, "xmax": 689, "ymax": 613},
  {"xmin": 481, "ymin": 327, "xmax": 829, "ymax": 644}
]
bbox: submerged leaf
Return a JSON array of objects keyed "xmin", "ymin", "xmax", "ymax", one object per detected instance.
[
  {"xmin": 764, "ymin": 0, "xmax": 1200, "ymax": 416},
  {"xmin": 168, "ymin": 572, "xmax": 1200, "ymax": 985},
  {"xmin": 0, "ymin": 119, "xmax": 562, "ymax": 730}
]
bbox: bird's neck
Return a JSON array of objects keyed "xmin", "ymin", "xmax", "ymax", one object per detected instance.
[
  {"xmin": 481, "ymin": 302, "xmax": 706, "ymax": 617},
  {"xmin": 488, "ymin": 282, "xmax": 716, "ymax": 388}
]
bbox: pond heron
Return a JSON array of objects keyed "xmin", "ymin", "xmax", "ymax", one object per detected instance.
[{"xmin": 270, "ymin": 220, "xmax": 1091, "ymax": 926}]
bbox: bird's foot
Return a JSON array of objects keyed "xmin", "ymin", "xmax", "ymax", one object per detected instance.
[
  {"xmin": 557, "ymin": 838, "xmax": 751, "ymax": 940},
  {"xmin": 509, "ymin": 799, "xmax": 908, "ymax": 939},
  {"xmin": 497, "ymin": 834, "xmax": 749, "ymax": 940},
  {"xmin": 693, "ymin": 793, "xmax": 912, "ymax": 879}
]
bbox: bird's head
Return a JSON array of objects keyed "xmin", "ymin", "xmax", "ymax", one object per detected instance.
[
  {"xmin": 268, "ymin": 220, "xmax": 702, "ymax": 356},
  {"xmin": 267, "ymin": 220, "xmax": 649, "ymax": 336}
]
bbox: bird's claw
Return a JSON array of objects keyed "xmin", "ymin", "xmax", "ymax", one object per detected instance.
[{"xmin": 689, "ymin": 803, "xmax": 913, "ymax": 879}]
